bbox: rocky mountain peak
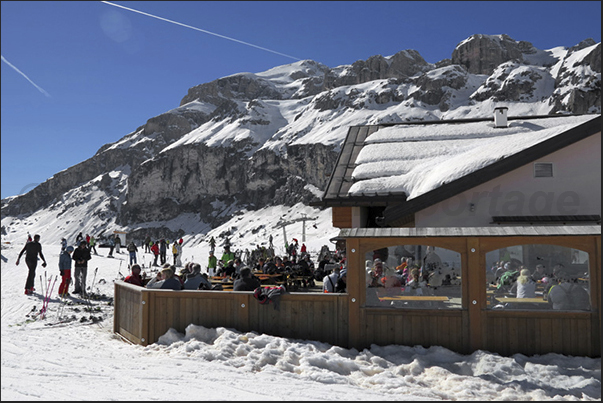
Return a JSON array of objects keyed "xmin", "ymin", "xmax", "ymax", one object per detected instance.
[
  {"xmin": 2, "ymin": 34, "xmax": 600, "ymax": 241},
  {"xmin": 451, "ymin": 34, "xmax": 536, "ymax": 75}
]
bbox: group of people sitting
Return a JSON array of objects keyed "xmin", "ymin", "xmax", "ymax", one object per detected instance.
[
  {"xmin": 124, "ymin": 261, "xmax": 266, "ymax": 292},
  {"xmin": 490, "ymin": 261, "xmax": 590, "ymax": 310},
  {"xmin": 365, "ymin": 257, "xmax": 451, "ymax": 296},
  {"xmin": 123, "ymin": 248, "xmax": 349, "ymax": 293}
]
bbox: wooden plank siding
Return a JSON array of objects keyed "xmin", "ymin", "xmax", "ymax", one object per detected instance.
[
  {"xmin": 362, "ymin": 308, "xmax": 466, "ymax": 352},
  {"xmin": 332, "ymin": 206, "xmax": 353, "ymax": 228},
  {"xmin": 114, "ymin": 287, "xmax": 348, "ymax": 347},
  {"xmin": 114, "ymin": 233, "xmax": 600, "ymax": 358}
]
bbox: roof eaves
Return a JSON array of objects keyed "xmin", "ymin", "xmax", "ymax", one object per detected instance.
[{"xmin": 379, "ymin": 115, "xmax": 601, "ymax": 226}]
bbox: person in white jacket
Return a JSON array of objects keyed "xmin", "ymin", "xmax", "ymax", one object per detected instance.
[
  {"xmin": 322, "ymin": 267, "xmax": 340, "ymax": 293},
  {"xmin": 512, "ymin": 269, "xmax": 536, "ymax": 298}
]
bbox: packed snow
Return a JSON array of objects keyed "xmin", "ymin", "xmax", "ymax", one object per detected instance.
[
  {"xmin": 1, "ymin": 204, "xmax": 600, "ymax": 401},
  {"xmin": 348, "ymin": 114, "xmax": 600, "ymax": 199}
]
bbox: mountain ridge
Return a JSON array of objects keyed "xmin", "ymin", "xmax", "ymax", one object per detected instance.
[{"xmin": 2, "ymin": 34, "xmax": 600, "ymax": 243}]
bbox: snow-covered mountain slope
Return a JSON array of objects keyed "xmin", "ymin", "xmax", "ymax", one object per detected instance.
[{"xmin": 1, "ymin": 34, "xmax": 600, "ymax": 244}]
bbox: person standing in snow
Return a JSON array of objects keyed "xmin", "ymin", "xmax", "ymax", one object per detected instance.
[
  {"xmin": 16, "ymin": 234, "xmax": 48, "ymax": 295},
  {"xmin": 172, "ymin": 242, "xmax": 180, "ymax": 266},
  {"xmin": 159, "ymin": 239, "xmax": 167, "ymax": 265},
  {"xmin": 89, "ymin": 236, "xmax": 98, "ymax": 255},
  {"xmin": 127, "ymin": 241, "xmax": 138, "ymax": 266},
  {"xmin": 144, "ymin": 235, "xmax": 151, "ymax": 253},
  {"xmin": 207, "ymin": 250, "xmax": 218, "ymax": 276},
  {"xmin": 107, "ymin": 235, "xmax": 115, "ymax": 257},
  {"xmin": 208, "ymin": 236, "xmax": 216, "ymax": 254},
  {"xmin": 72, "ymin": 240, "xmax": 91, "ymax": 295},
  {"xmin": 151, "ymin": 241, "xmax": 160, "ymax": 266},
  {"xmin": 114, "ymin": 235, "xmax": 121, "ymax": 254},
  {"xmin": 175, "ymin": 241, "xmax": 183, "ymax": 266},
  {"xmin": 58, "ymin": 246, "xmax": 74, "ymax": 297}
]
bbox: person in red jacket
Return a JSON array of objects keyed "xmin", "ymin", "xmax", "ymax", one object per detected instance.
[
  {"xmin": 150, "ymin": 242, "xmax": 160, "ymax": 266},
  {"xmin": 124, "ymin": 264, "xmax": 144, "ymax": 287}
]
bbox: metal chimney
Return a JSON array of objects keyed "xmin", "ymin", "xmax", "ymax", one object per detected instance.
[{"xmin": 494, "ymin": 107, "xmax": 508, "ymax": 128}]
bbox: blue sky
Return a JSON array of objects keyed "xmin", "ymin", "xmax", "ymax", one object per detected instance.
[{"xmin": 1, "ymin": 1, "xmax": 601, "ymax": 199}]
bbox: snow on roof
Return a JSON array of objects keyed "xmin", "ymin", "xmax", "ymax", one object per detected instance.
[{"xmin": 347, "ymin": 114, "xmax": 600, "ymax": 200}]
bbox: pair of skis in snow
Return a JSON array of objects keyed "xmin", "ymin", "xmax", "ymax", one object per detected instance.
[{"xmin": 37, "ymin": 272, "xmax": 57, "ymax": 319}]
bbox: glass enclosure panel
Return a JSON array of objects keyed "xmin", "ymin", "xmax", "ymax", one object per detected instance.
[
  {"xmin": 365, "ymin": 245, "xmax": 462, "ymax": 309},
  {"xmin": 486, "ymin": 244, "xmax": 591, "ymax": 311}
]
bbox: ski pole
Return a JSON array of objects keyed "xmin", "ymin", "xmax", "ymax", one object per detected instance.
[
  {"xmin": 45, "ymin": 275, "xmax": 57, "ymax": 312},
  {"xmin": 40, "ymin": 275, "xmax": 54, "ymax": 319},
  {"xmin": 89, "ymin": 268, "xmax": 98, "ymax": 297}
]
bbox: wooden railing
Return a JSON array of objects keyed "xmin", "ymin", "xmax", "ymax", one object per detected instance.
[
  {"xmin": 114, "ymin": 281, "xmax": 348, "ymax": 347},
  {"xmin": 114, "ymin": 231, "xmax": 600, "ymax": 357}
]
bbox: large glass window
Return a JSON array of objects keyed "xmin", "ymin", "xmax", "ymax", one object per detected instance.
[
  {"xmin": 365, "ymin": 245, "xmax": 462, "ymax": 309},
  {"xmin": 486, "ymin": 244, "xmax": 591, "ymax": 311}
]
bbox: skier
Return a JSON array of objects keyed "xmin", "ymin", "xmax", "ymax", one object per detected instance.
[
  {"xmin": 207, "ymin": 250, "xmax": 217, "ymax": 276},
  {"xmin": 171, "ymin": 242, "xmax": 181, "ymax": 266},
  {"xmin": 16, "ymin": 234, "xmax": 48, "ymax": 295},
  {"xmin": 127, "ymin": 241, "xmax": 138, "ymax": 266},
  {"xmin": 89, "ymin": 236, "xmax": 98, "ymax": 255},
  {"xmin": 107, "ymin": 235, "xmax": 115, "ymax": 257},
  {"xmin": 159, "ymin": 239, "xmax": 167, "ymax": 265},
  {"xmin": 114, "ymin": 235, "xmax": 121, "ymax": 254},
  {"xmin": 58, "ymin": 246, "xmax": 74, "ymax": 297},
  {"xmin": 150, "ymin": 241, "xmax": 160, "ymax": 266},
  {"xmin": 72, "ymin": 240, "xmax": 91, "ymax": 295}
]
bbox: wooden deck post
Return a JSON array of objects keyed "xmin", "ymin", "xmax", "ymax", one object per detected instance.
[
  {"xmin": 346, "ymin": 238, "xmax": 363, "ymax": 349},
  {"xmin": 466, "ymin": 237, "xmax": 482, "ymax": 353}
]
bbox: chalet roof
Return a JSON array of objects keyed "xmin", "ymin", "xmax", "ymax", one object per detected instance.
[
  {"xmin": 318, "ymin": 113, "xmax": 601, "ymax": 225},
  {"xmin": 338, "ymin": 225, "xmax": 601, "ymax": 238}
]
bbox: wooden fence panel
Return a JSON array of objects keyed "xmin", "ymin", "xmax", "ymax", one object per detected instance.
[
  {"xmin": 484, "ymin": 312, "xmax": 596, "ymax": 356},
  {"xmin": 114, "ymin": 285, "xmax": 350, "ymax": 347}
]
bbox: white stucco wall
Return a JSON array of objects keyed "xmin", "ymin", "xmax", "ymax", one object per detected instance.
[{"xmin": 415, "ymin": 132, "xmax": 601, "ymax": 227}]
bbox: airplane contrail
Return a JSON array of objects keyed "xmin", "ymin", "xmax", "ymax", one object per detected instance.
[
  {"xmin": 1, "ymin": 55, "xmax": 51, "ymax": 97},
  {"xmin": 101, "ymin": 1, "xmax": 302, "ymax": 61}
]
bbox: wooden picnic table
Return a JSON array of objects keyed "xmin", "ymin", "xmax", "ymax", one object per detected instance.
[
  {"xmin": 378, "ymin": 295, "xmax": 449, "ymax": 302},
  {"xmin": 253, "ymin": 272, "xmax": 284, "ymax": 279},
  {"xmin": 210, "ymin": 277, "xmax": 234, "ymax": 285}
]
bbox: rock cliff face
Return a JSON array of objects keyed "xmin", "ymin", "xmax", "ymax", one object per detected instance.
[
  {"xmin": 2, "ymin": 34, "xmax": 600, "ymax": 238},
  {"xmin": 452, "ymin": 34, "xmax": 536, "ymax": 75}
]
